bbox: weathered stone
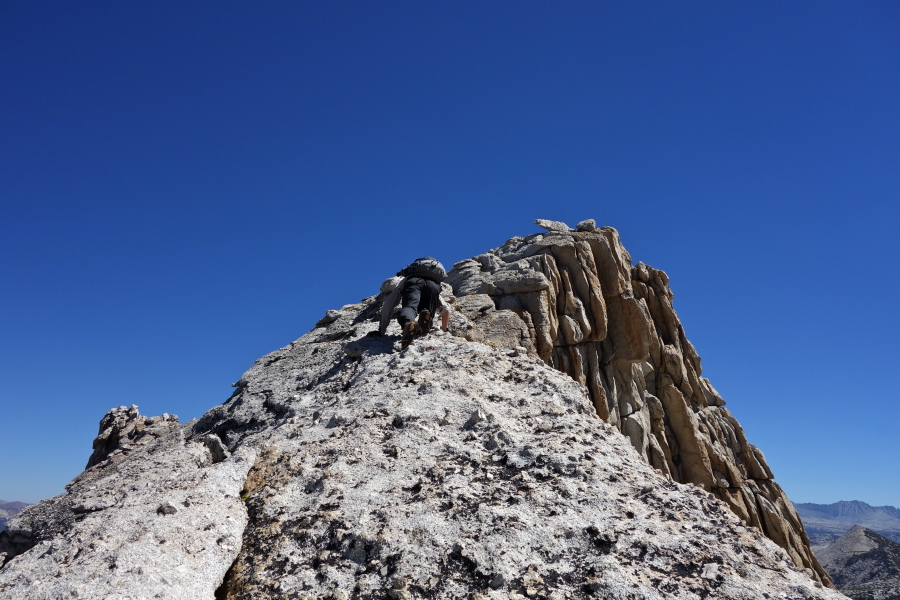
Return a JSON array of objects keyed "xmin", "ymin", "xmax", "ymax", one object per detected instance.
[
  {"xmin": 442, "ymin": 220, "xmax": 832, "ymax": 585},
  {"xmin": 84, "ymin": 405, "xmax": 180, "ymax": 470},
  {"xmin": 701, "ymin": 376, "xmax": 727, "ymax": 406},
  {"xmin": 534, "ymin": 218, "xmax": 572, "ymax": 232},
  {"xmin": 0, "ymin": 428, "xmax": 254, "ymax": 599},
  {"xmin": 478, "ymin": 267, "xmax": 549, "ymax": 295},
  {"xmin": 380, "ymin": 276, "xmax": 403, "ymax": 294},
  {"xmin": 453, "ymin": 293, "xmax": 496, "ymax": 320},
  {"xmin": 575, "ymin": 218, "xmax": 597, "ymax": 232},
  {"xmin": 605, "ymin": 294, "xmax": 652, "ymax": 362},
  {"xmin": 315, "ymin": 309, "xmax": 342, "ymax": 326},
  {"xmin": 474, "ymin": 252, "xmax": 503, "ymax": 272},
  {"xmin": 574, "ymin": 241, "xmax": 608, "ymax": 341},
  {"xmin": 467, "ymin": 309, "xmax": 536, "ymax": 354},
  {"xmin": 518, "ymin": 291, "xmax": 555, "ymax": 360},
  {"xmin": 558, "ymin": 315, "xmax": 583, "ymax": 345},
  {"xmin": 446, "ymin": 259, "xmax": 485, "ymax": 295}
]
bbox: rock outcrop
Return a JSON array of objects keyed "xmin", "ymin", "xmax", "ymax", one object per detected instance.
[
  {"xmin": 0, "ymin": 502, "xmax": 29, "ymax": 534},
  {"xmin": 0, "ymin": 220, "xmax": 841, "ymax": 599},
  {"xmin": 85, "ymin": 405, "xmax": 182, "ymax": 470},
  {"xmin": 446, "ymin": 220, "xmax": 830, "ymax": 583},
  {"xmin": 816, "ymin": 525, "xmax": 900, "ymax": 600}
]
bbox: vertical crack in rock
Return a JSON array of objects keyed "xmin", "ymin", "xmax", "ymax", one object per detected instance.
[
  {"xmin": 0, "ymin": 414, "xmax": 257, "ymax": 599},
  {"xmin": 444, "ymin": 219, "xmax": 833, "ymax": 586},
  {"xmin": 214, "ymin": 448, "xmax": 283, "ymax": 600}
]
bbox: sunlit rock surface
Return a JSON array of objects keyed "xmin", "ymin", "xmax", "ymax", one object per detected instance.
[
  {"xmin": 0, "ymin": 220, "xmax": 840, "ymax": 599},
  {"xmin": 446, "ymin": 220, "xmax": 830, "ymax": 584}
]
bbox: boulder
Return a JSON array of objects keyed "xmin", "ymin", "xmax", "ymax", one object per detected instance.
[
  {"xmin": 576, "ymin": 218, "xmax": 597, "ymax": 232},
  {"xmin": 534, "ymin": 218, "xmax": 571, "ymax": 232}
]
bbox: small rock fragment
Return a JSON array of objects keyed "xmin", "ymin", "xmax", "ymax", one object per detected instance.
[
  {"xmin": 489, "ymin": 573, "xmax": 507, "ymax": 589},
  {"xmin": 576, "ymin": 218, "xmax": 597, "ymax": 231},
  {"xmin": 701, "ymin": 563, "xmax": 719, "ymax": 579},
  {"xmin": 316, "ymin": 309, "xmax": 342, "ymax": 327},
  {"xmin": 464, "ymin": 409, "xmax": 487, "ymax": 429},
  {"xmin": 381, "ymin": 276, "xmax": 403, "ymax": 294},
  {"xmin": 507, "ymin": 447, "xmax": 538, "ymax": 468},
  {"xmin": 534, "ymin": 218, "xmax": 572, "ymax": 232},
  {"xmin": 156, "ymin": 503, "xmax": 177, "ymax": 516},
  {"xmin": 199, "ymin": 434, "xmax": 230, "ymax": 464}
]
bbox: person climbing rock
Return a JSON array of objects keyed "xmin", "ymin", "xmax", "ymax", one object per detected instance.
[{"xmin": 378, "ymin": 257, "xmax": 451, "ymax": 348}]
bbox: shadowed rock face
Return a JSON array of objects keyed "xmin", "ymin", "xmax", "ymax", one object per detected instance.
[
  {"xmin": 445, "ymin": 221, "xmax": 831, "ymax": 585},
  {"xmin": 0, "ymin": 221, "xmax": 842, "ymax": 599}
]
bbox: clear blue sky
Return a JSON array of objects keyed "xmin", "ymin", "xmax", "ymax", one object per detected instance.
[{"xmin": 2, "ymin": 2, "xmax": 898, "ymax": 507}]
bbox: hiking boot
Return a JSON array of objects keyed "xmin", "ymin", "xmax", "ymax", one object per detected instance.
[
  {"xmin": 417, "ymin": 309, "xmax": 432, "ymax": 333},
  {"xmin": 401, "ymin": 320, "xmax": 418, "ymax": 348}
]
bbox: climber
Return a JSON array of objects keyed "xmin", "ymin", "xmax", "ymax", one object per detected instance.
[{"xmin": 377, "ymin": 257, "xmax": 451, "ymax": 348}]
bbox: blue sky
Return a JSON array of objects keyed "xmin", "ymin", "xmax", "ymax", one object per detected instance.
[{"xmin": 2, "ymin": 2, "xmax": 898, "ymax": 507}]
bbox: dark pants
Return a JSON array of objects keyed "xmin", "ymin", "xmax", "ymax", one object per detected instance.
[{"xmin": 398, "ymin": 277, "xmax": 441, "ymax": 329}]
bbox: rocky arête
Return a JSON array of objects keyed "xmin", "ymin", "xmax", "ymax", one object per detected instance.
[{"xmin": 0, "ymin": 220, "xmax": 841, "ymax": 599}]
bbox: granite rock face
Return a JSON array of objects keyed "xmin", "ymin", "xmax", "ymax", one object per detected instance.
[
  {"xmin": 0, "ymin": 412, "xmax": 253, "ymax": 598},
  {"xmin": 445, "ymin": 219, "xmax": 831, "ymax": 584},
  {"xmin": 816, "ymin": 525, "xmax": 900, "ymax": 600},
  {"xmin": 85, "ymin": 404, "xmax": 181, "ymax": 469},
  {"xmin": 0, "ymin": 220, "xmax": 841, "ymax": 599}
]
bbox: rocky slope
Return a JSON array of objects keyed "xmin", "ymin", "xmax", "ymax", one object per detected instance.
[
  {"xmin": 446, "ymin": 218, "xmax": 829, "ymax": 583},
  {"xmin": 816, "ymin": 525, "xmax": 900, "ymax": 600},
  {"xmin": 0, "ymin": 503, "xmax": 29, "ymax": 533},
  {"xmin": 798, "ymin": 502, "xmax": 900, "ymax": 546},
  {"xmin": 0, "ymin": 220, "xmax": 841, "ymax": 599}
]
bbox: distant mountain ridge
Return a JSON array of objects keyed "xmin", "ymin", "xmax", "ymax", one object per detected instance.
[
  {"xmin": 798, "ymin": 501, "xmax": 900, "ymax": 522},
  {"xmin": 796, "ymin": 501, "xmax": 900, "ymax": 546}
]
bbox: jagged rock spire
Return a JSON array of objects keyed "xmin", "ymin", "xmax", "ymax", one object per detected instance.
[{"xmin": 445, "ymin": 219, "xmax": 830, "ymax": 584}]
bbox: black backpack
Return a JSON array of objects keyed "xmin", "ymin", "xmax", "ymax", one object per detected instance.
[{"xmin": 398, "ymin": 257, "xmax": 446, "ymax": 282}]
